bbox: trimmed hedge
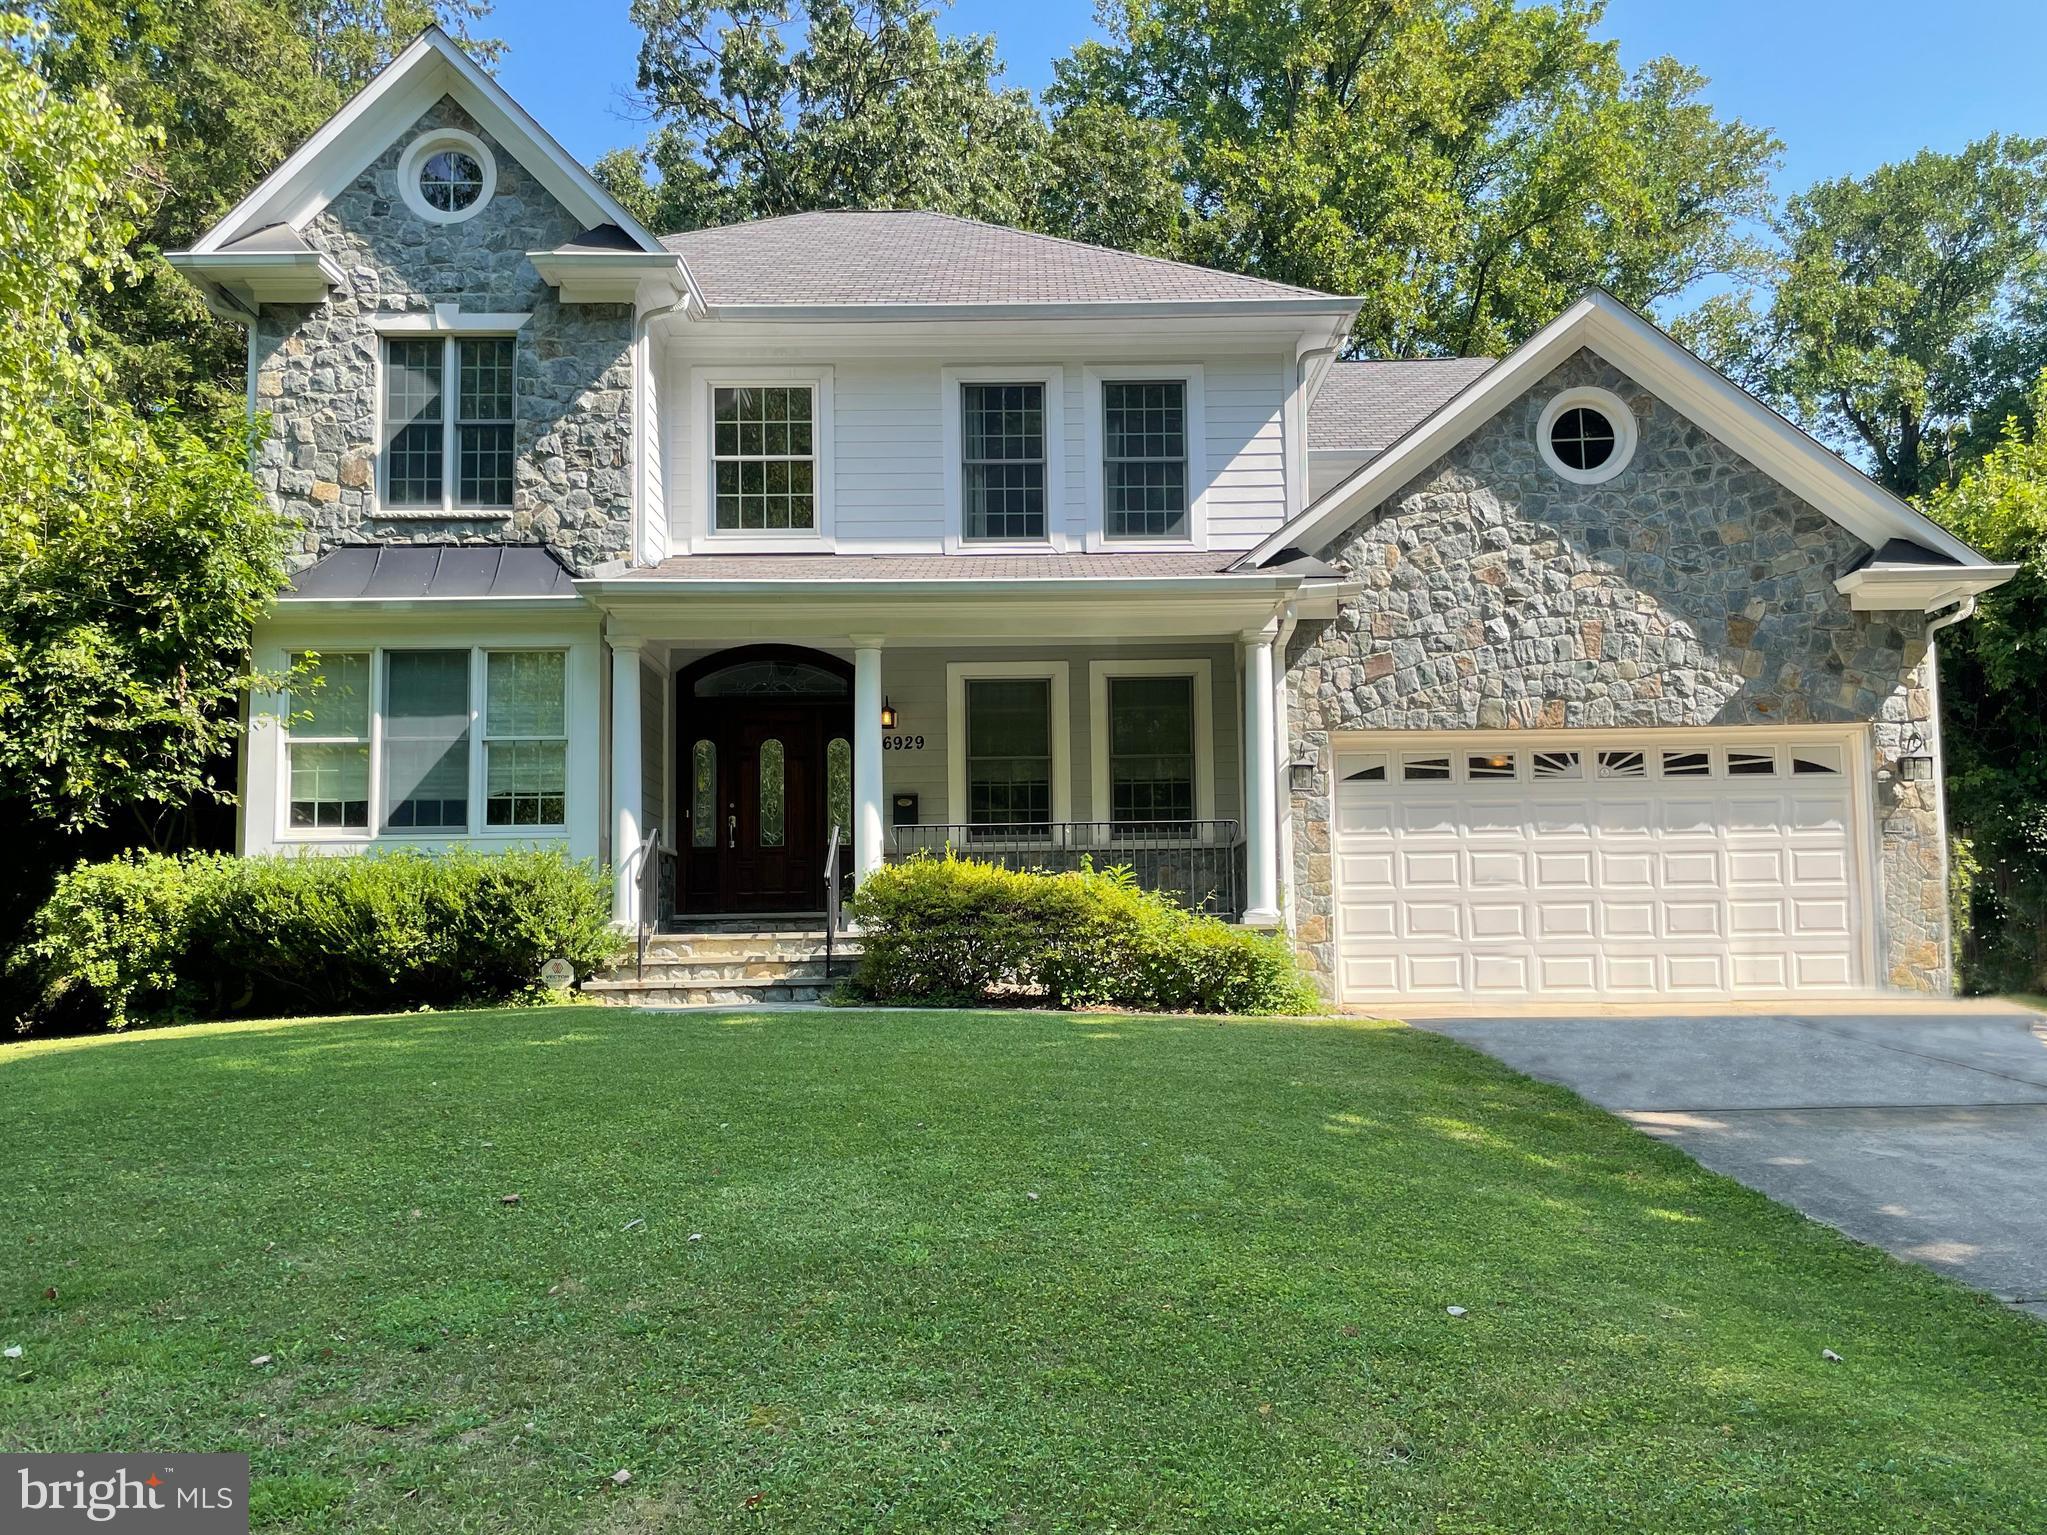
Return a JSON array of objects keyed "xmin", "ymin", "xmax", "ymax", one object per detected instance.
[
  {"xmin": 17, "ymin": 849, "xmax": 624, "ymax": 1030},
  {"xmin": 847, "ymin": 854, "xmax": 1321, "ymax": 1013}
]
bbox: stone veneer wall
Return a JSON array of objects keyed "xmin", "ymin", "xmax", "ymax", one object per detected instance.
[
  {"xmin": 251, "ymin": 98, "xmax": 634, "ymax": 574},
  {"xmin": 1285, "ymin": 349, "xmax": 1946, "ymax": 997}
]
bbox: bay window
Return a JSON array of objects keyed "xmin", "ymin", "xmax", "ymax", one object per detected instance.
[{"xmin": 277, "ymin": 645, "xmax": 571, "ymax": 840}]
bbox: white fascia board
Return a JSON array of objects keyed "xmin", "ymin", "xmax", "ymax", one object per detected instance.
[
  {"xmin": 164, "ymin": 250, "xmax": 346, "ymax": 309},
  {"xmin": 577, "ymin": 574, "xmax": 1306, "ymax": 600},
  {"xmin": 1242, "ymin": 290, "xmax": 2001, "ymax": 574},
  {"xmin": 528, "ymin": 252, "xmax": 693, "ymax": 306},
  {"xmin": 1834, "ymin": 563, "xmax": 2021, "ymax": 612},
  {"xmin": 267, "ymin": 594, "xmax": 591, "ymax": 616},
  {"xmin": 191, "ymin": 28, "xmax": 680, "ymax": 276}
]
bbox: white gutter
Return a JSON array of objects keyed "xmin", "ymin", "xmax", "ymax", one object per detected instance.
[
  {"xmin": 576, "ymin": 573, "xmax": 1328, "ymax": 600},
  {"xmin": 697, "ymin": 298, "xmax": 1366, "ymax": 324}
]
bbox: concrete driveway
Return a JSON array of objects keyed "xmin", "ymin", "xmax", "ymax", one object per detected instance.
[{"xmin": 1418, "ymin": 1003, "xmax": 2047, "ymax": 1317}]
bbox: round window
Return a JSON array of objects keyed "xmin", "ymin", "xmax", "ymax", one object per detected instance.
[
  {"xmin": 1536, "ymin": 387, "xmax": 1637, "ymax": 484},
  {"xmin": 419, "ymin": 149, "xmax": 486, "ymax": 214},
  {"xmin": 397, "ymin": 130, "xmax": 496, "ymax": 225}
]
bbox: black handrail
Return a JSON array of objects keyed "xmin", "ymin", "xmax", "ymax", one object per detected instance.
[
  {"xmin": 632, "ymin": 825, "xmax": 660, "ymax": 982},
  {"xmin": 823, "ymin": 822, "xmax": 844, "ymax": 977}
]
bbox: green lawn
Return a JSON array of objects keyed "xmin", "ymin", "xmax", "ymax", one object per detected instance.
[{"xmin": 2, "ymin": 1008, "xmax": 2043, "ymax": 1533}]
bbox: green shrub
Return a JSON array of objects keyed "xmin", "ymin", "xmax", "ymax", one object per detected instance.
[
  {"xmin": 18, "ymin": 849, "xmax": 624, "ymax": 1029},
  {"xmin": 848, "ymin": 854, "xmax": 1321, "ymax": 1014}
]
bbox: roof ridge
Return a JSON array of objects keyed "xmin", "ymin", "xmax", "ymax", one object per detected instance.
[{"xmin": 663, "ymin": 206, "xmax": 1342, "ymax": 301}]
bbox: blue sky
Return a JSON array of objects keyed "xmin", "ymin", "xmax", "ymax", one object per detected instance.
[{"xmin": 494, "ymin": 0, "xmax": 2047, "ymax": 202}]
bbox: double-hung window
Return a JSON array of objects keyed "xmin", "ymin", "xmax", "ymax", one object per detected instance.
[
  {"xmin": 381, "ymin": 335, "xmax": 515, "ymax": 511},
  {"xmin": 962, "ymin": 383, "xmax": 1046, "ymax": 541},
  {"xmin": 383, "ymin": 650, "xmax": 471, "ymax": 831},
  {"xmin": 484, "ymin": 651, "xmax": 567, "ymax": 827},
  {"xmin": 285, "ymin": 652, "xmax": 371, "ymax": 829},
  {"xmin": 712, "ymin": 385, "xmax": 816, "ymax": 531},
  {"xmin": 1103, "ymin": 380, "xmax": 1187, "ymax": 539},
  {"xmin": 964, "ymin": 677, "xmax": 1053, "ymax": 831},
  {"xmin": 1106, "ymin": 675, "xmax": 1196, "ymax": 832}
]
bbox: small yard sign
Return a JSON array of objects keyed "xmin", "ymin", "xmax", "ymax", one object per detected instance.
[{"xmin": 540, "ymin": 957, "xmax": 576, "ymax": 991}]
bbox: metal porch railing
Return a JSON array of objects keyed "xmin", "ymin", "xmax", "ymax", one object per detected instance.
[{"xmin": 888, "ymin": 819, "xmax": 1243, "ymax": 918}]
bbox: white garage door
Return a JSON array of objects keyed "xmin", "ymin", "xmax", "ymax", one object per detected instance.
[{"xmin": 1333, "ymin": 735, "xmax": 1870, "ymax": 1001}]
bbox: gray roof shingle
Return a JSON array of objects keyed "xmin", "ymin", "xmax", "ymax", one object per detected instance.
[
  {"xmin": 285, "ymin": 543, "xmax": 579, "ymax": 600},
  {"xmin": 659, "ymin": 210, "xmax": 1345, "ymax": 308},
  {"xmin": 1307, "ymin": 358, "xmax": 1495, "ymax": 454}
]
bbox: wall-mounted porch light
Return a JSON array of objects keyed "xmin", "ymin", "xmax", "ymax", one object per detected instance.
[{"xmin": 880, "ymin": 697, "xmax": 899, "ymax": 731}]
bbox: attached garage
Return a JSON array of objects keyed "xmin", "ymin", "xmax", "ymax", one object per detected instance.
[{"xmin": 1332, "ymin": 731, "xmax": 1877, "ymax": 1002}]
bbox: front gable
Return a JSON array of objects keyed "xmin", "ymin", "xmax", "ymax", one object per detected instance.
[{"xmin": 1304, "ymin": 347, "xmax": 1906, "ymax": 733}]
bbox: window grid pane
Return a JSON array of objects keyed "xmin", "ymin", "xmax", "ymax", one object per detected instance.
[
  {"xmin": 712, "ymin": 385, "xmax": 817, "ymax": 531},
  {"xmin": 382, "ymin": 338, "xmax": 444, "ymax": 507},
  {"xmin": 287, "ymin": 651, "xmax": 371, "ymax": 739},
  {"xmin": 481, "ymin": 650, "xmax": 566, "ymax": 828},
  {"xmin": 484, "ymin": 741, "xmax": 566, "ymax": 827},
  {"xmin": 966, "ymin": 677, "xmax": 1052, "ymax": 828},
  {"xmin": 1105, "ymin": 381, "xmax": 1188, "ymax": 538},
  {"xmin": 457, "ymin": 337, "xmax": 515, "ymax": 507},
  {"xmin": 1108, "ymin": 675, "xmax": 1194, "ymax": 830},
  {"xmin": 289, "ymin": 743, "xmax": 369, "ymax": 829},
  {"xmin": 383, "ymin": 650, "xmax": 470, "ymax": 831},
  {"xmin": 963, "ymin": 383, "xmax": 1046, "ymax": 541}
]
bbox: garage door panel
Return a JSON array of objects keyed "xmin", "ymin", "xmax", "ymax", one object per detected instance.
[
  {"xmin": 1335, "ymin": 734, "xmax": 1867, "ymax": 1002},
  {"xmin": 1470, "ymin": 903, "xmax": 1528, "ymax": 940}
]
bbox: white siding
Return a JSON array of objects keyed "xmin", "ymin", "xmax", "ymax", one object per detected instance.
[{"xmin": 662, "ymin": 331, "xmax": 1294, "ymax": 553}]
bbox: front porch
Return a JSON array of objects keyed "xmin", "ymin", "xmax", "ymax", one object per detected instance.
[{"xmin": 607, "ymin": 631, "xmax": 1287, "ymax": 934}]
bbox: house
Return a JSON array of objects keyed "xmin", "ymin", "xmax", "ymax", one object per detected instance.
[{"xmin": 168, "ymin": 28, "xmax": 2016, "ymax": 1005}]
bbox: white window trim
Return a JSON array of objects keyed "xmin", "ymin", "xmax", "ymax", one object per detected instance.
[
  {"xmin": 945, "ymin": 660, "xmax": 1072, "ymax": 827},
  {"xmin": 941, "ymin": 365, "xmax": 1068, "ymax": 553},
  {"xmin": 688, "ymin": 365, "xmax": 835, "ymax": 552},
  {"xmin": 397, "ymin": 128, "xmax": 497, "ymax": 226},
  {"xmin": 275, "ymin": 645, "xmax": 572, "ymax": 844},
  {"xmin": 1088, "ymin": 659, "xmax": 1216, "ymax": 834},
  {"xmin": 373, "ymin": 326, "xmax": 522, "ymax": 519},
  {"xmin": 1536, "ymin": 386, "xmax": 1638, "ymax": 486},
  {"xmin": 1082, "ymin": 364, "xmax": 1207, "ymax": 551},
  {"xmin": 281, "ymin": 651, "xmax": 372, "ymax": 838}
]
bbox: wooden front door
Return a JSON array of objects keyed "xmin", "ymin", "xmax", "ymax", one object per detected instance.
[{"xmin": 678, "ymin": 649, "xmax": 853, "ymax": 915}]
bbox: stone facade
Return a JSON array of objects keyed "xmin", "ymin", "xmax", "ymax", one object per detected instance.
[
  {"xmin": 252, "ymin": 98, "xmax": 634, "ymax": 574},
  {"xmin": 1285, "ymin": 349, "xmax": 1946, "ymax": 996}
]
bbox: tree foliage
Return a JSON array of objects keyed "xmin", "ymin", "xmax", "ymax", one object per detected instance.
[
  {"xmin": 601, "ymin": 0, "xmax": 1055, "ymax": 234},
  {"xmin": 17, "ymin": 0, "xmax": 501, "ymax": 410},
  {"xmin": 1927, "ymin": 384, "xmax": 2047, "ymax": 991},
  {"xmin": 1691, "ymin": 135, "xmax": 2047, "ymax": 502},
  {"xmin": 0, "ymin": 18, "xmax": 291, "ymax": 844},
  {"xmin": 1045, "ymin": 0, "xmax": 1780, "ymax": 357}
]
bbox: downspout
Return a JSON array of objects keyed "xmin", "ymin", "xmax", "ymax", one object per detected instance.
[{"xmin": 1919, "ymin": 595, "xmax": 1977, "ymax": 994}]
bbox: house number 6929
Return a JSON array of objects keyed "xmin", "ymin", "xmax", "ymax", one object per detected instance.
[{"xmin": 883, "ymin": 734, "xmax": 925, "ymax": 751}]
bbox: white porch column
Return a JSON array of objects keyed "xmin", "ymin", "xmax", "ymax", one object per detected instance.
[
  {"xmin": 852, "ymin": 637, "xmax": 886, "ymax": 883},
  {"xmin": 1240, "ymin": 622, "xmax": 1281, "ymax": 926},
  {"xmin": 610, "ymin": 637, "xmax": 644, "ymax": 927}
]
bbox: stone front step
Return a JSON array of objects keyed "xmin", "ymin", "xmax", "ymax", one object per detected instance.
[
  {"xmin": 588, "ymin": 926, "xmax": 858, "ymax": 1008},
  {"xmin": 640, "ymin": 932, "xmax": 856, "ymax": 964},
  {"xmin": 583, "ymin": 976, "xmax": 835, "ymax": 1008}
]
